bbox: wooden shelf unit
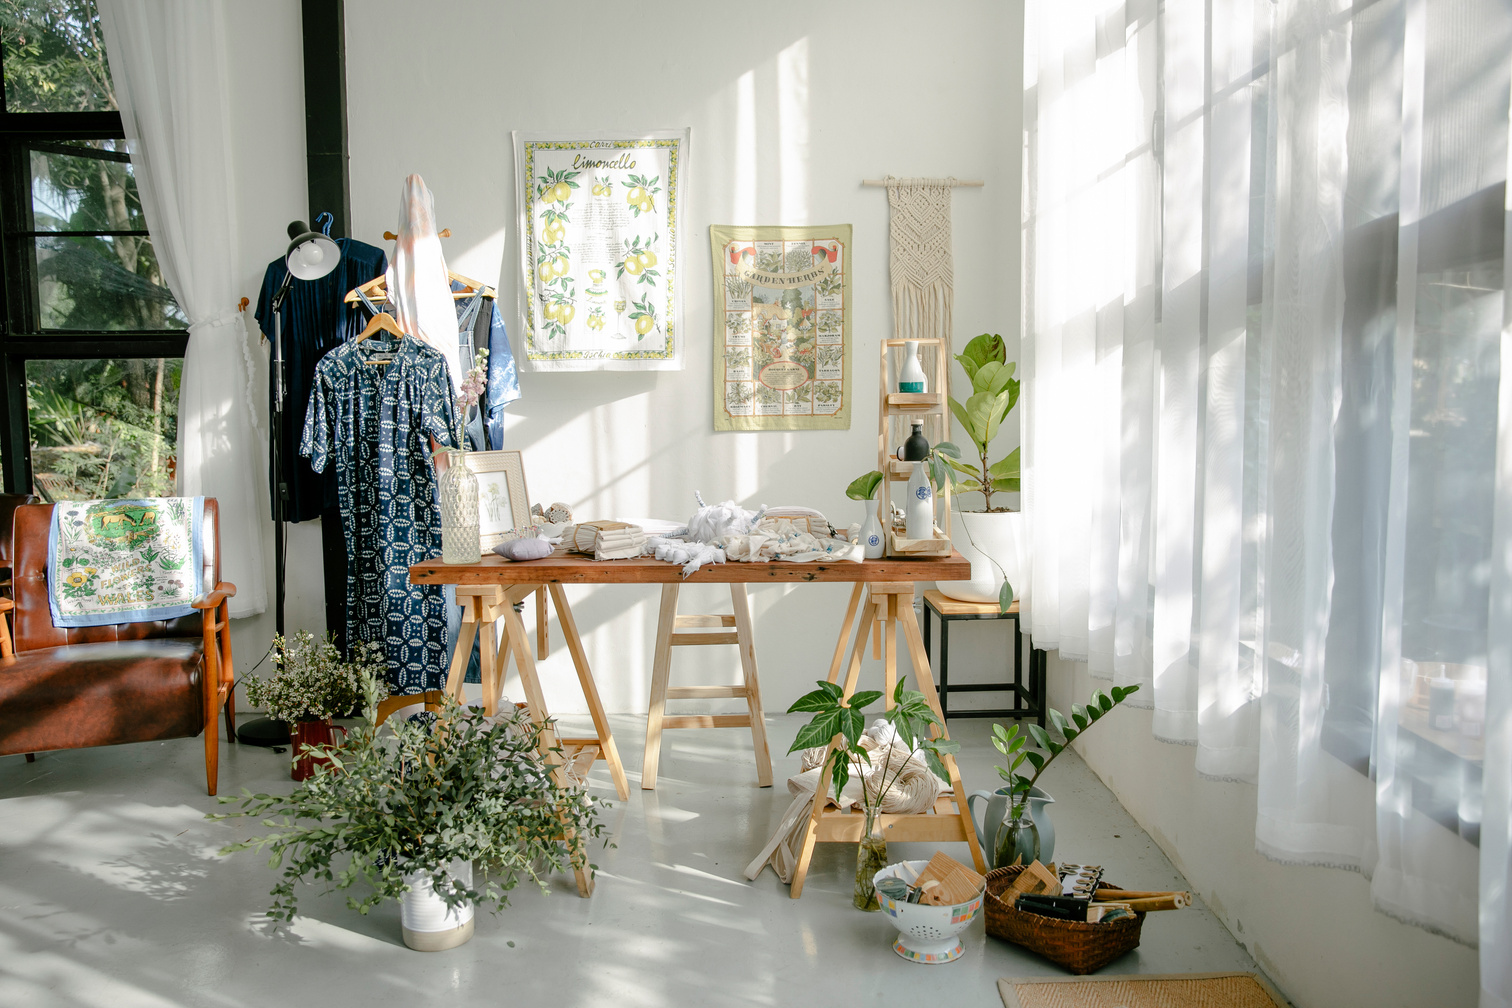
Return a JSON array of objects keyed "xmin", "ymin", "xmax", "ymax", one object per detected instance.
[{"xmin": 877, "ymin": 336, "xmax": 953, "ymax": 556}]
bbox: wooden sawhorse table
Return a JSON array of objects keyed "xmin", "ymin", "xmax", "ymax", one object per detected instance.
[{"xmin": 410, "ymin": 549, "xmax": 975, "ymax": 898}]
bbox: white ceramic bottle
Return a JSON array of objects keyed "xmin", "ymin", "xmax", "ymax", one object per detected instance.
[
  {"xmin": 858, "ymin": 503, "xmax": 885, "ymax": 559},
  {"xmin": 898, "ymin": 340, "xmax": 926, "ymax": 393},
  {"xmin": 905, "ymin": 461, "xmax": 934, "ymax": 540}
]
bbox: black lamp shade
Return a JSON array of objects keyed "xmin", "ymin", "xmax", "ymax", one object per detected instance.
[{"xmin": 285, "ymin": 220, "xmax": 341, "ymax": 280}]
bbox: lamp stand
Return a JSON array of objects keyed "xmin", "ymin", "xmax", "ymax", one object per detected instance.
[{"xmin": 238, "ymin": 270, "xmax": 294, "ymax": 749}]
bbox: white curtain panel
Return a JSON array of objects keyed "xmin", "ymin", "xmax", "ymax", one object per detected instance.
[
  {"xmin": 1024, "ymin": 0, "xmax": 1510, "ymax": 996},
  {"xmin": 97, "ymin": 0, "xmax": 266, "ymax": 618}
]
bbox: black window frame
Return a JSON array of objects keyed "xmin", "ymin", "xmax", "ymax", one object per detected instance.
[{"xmin": 0, "ymin": 85, "xmax": 189, "ymax": 496}]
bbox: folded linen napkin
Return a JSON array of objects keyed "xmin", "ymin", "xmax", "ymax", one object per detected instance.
[{"xmin": 563, "ymin": 521, "xmax": 648, "ymax": 561}]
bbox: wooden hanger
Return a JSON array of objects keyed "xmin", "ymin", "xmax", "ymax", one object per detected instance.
[
  {"xmin": 354, "ymin": 311, "xmax": 407, "ymax": 365},
  {"xmin": 383, "ymin": 227, "xmax": 451, "ymax": 241},
  {"xmin": 344, "ymin": 269, "xmax": 497, "ymax": 306}
]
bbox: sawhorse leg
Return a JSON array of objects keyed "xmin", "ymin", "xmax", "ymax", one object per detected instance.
[
  {"xmin": 788, "ymin": 582, "xmax": 986, "ymax": 898},
  {"xmin": 642, "ymin": 582, "xmax": 773, "ymax": 790},
  {"xmin": 498, "ymin": 588, "xmax": 593, "ymax": 898},
  {"xmin": 549, "ymin": 583, "xmax": 631, "ymax": 801}
]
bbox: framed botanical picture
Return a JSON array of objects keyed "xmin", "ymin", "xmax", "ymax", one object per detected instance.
[{"xmin": 461, "ymin": 450, "xmax": 532, "ymax": 549}]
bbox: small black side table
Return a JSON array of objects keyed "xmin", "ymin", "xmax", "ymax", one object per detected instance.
[{"xmin": 922, "ymin": 589, "xmax": 1046, "ymax": 725}]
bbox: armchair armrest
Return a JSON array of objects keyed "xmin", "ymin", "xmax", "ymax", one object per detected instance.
[{"xmin": 191, "ymin": 581, "xmax": 237, "ymax": 610}]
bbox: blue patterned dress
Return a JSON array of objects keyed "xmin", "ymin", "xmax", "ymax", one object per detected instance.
[{"xmin": 301, "ymin": 336, "xmax": 456, "ymax": 692}]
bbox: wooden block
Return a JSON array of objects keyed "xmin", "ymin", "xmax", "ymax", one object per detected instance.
[{"xmin": 1008, "ymin": 860, "xmax": 1062, "ymax": 898}]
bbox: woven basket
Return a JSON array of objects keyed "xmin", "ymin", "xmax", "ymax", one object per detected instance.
[{"xmin": 983, "ymin": 866, "xmax": 1146, "ymax": 974}]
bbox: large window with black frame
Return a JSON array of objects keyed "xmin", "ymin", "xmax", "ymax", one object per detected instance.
[{"xmin": 0, "ymin": 0, "xmax": 185, "ymax": 500}]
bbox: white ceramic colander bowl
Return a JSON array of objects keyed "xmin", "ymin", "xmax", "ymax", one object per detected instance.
[{"xmin": 873, "ymin": 860, "xmax": 986, "ymax": 964}]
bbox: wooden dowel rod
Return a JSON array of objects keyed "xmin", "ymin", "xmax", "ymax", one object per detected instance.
[{"xmin": 861, "ymin": 179, "xmax": 984, "ymax": 187}]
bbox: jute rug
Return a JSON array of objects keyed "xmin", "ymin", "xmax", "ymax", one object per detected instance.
[{"xmin": 998, "ymin": 972, "xmax": 1290, "ymax": 1008}]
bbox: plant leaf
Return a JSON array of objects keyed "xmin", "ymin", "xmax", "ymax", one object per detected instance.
[
  {"xmin": 988, "ymin": 448, "xmax": 1021, "ymax": 479},
  {"xmin": 845, "ymin": 470, "xmax": 884, "ymax": 501},
  {"xmin": 848, "ymin": 689, "xmax": 884, "ymax": 711},
  {"xmin": 933, "ymin": 440, "xmax": 962, "ymax": 459},
  {"xmin": 1023, "ymin": 749, "xmax": 1046, "ymax": 771},
  {"xmin": 1048, "ymin": 708, "xmax": 1069, "ymax": 736},
  {"xmin": 788, "ymin": 710, "xmax": 842, "ymax": 753},
  {"xmin": 948, "ymin": 396, "xmax": 983, "ymax": 451},
  {"xmin": 1027, "ymin": 723, "xmax": 1054, "ymax": 752},
  {"xmin": 958, "ymin": 333, "xmax": 1006, "ymax": 377},
  {"xmin": 999, "ymin": 580, "xmax": 1014, "ymax": 613},
  {"xmin": 787, "ymin": 687, "xmax": 840, "ymax": 714}
]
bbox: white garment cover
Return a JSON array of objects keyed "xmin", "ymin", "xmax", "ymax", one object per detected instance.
[
  {"xmin": 97, "ymin": 0, "xmax": 266, "ymax": 618},
  {"xmin": 386, "ymin": 174, "xmax": 463, "ymax": 390},
  {"xmin": 1024, "ymin": 0, "xmax": 1510, "ymax": 1001}
]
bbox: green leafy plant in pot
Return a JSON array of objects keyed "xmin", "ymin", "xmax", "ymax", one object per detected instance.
[
  {"xmin": 982, "ymin": 683, "xmax": 1139, "ymax": 868},
  {"xmin": 213, "ymin": 672, "xmax": 609, "ymax": 950},
  {"xmin": 939, "ymin": 333, "xmax": 1023, "ymax": 611},
  {"xmin": 787, "ymin": 679, "xmax": 960, "ymax": 911}
]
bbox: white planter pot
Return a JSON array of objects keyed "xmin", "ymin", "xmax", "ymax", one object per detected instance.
[
  {"xmin": 401, "ymin": 859, "xmax": 475, "ymax": 951},
  {"xmin": 940, "ymin": 509, "xmax": 1025, "ymax": 604}
]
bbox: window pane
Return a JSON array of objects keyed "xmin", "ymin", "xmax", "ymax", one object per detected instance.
[
  {"xmin": 30, "ymin": 142, "xmax": 145, "ymax": 232},
  {"xmin": 36, "ymin": 233, "xmax": 185, "ymax": 330},
  {"xmin": 28, "ymin": 358, "xmax": 180, "ymax": 500},
  {"xmin": 1, "ymin": 0, "xmax": 115, "ymax": 113}
]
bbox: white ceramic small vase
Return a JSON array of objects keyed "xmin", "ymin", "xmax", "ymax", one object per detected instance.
[
  {"xmin": 859, "ymin": 502, "xmax": 885, "ymax": 559},
  {"xmin": 401, "ymin": 859, "xmax": 476, "ymax": 951},
  {"xmin": 905, "ymin": 461, "xmax": 934, "ymax": 540},
  {"xmin": 438, "ymin": 450, "xmax": 481, "ymax": 564},
  {"xmin": 940, "ymin": 509, "xmax": 1025, "ymax": 604},
  {"xmin": 898, "ymin": 340, "xmax": 926, "ymax": 393}
]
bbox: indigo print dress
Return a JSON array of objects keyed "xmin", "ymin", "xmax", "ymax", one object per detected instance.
[{"xmin": 301, "ymin": 336, "xmax": 456, "ymax": 692}]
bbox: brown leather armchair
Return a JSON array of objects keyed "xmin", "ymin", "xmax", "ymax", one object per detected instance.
[
  {"xmin": 0, "ymin": 492, "xmax": 38, "ymax": 656},
  {"xmin": 0, "ymin": 500, "xmax": 237, "ymax": 794}
]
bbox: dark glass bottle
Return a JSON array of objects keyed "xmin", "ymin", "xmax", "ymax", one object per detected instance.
[{"xmin": 900, "ymin": 420, "xmax": 930, "ymax": 461}]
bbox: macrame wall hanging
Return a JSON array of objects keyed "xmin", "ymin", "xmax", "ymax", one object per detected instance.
[{"xmin": 865, "ymin": 175, "xmax": 983, "ymax": 416}]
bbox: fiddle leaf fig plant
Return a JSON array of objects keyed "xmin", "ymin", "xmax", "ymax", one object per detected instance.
[
  {"xmin": 992, "ymin": 683, "xmax": 1139, "ymax": 822},
  {"xmin": 945, "ymin": 332, "xmax": 1021, "ymax": 513}
]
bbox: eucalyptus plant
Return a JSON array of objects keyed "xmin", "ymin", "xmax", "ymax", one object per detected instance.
[
  {"xmin": 944, "ymin": 333, "xmax": 1021, "ymax": 513},
  {"xmin": 212, "ymin": 672, "xmax": 608, "ymax": 922},
  {"xmin": 991, "ymin": 683, "xmax": 1140, "ymax": 822}
]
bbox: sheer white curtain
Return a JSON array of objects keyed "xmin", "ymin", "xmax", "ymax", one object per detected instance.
[
  {"xmin": 1024, "ymin": 0, "xmax": 1510, "ymax": 1000},
  {"xmin": 97, "ymin": 0, "xmax": 266, "ymax": 618}
]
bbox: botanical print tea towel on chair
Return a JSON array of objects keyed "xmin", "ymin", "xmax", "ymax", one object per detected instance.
[{"xmin": 48, "ymin": 497, "xmax": 204, "ymax": 627}]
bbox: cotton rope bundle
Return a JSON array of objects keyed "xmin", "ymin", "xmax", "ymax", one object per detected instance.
[
  {"xmin": 799, "ymin": 737, "xmax": 943, "ymax": 816},
  {"xmin": 746, "ymin": 727, "xmax": 947, "ymax": 884}
]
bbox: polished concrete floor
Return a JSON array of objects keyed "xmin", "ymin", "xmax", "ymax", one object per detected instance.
[{"xmin": 1, "ymin": 714, "xmax": 1263, "ymax": 1008}]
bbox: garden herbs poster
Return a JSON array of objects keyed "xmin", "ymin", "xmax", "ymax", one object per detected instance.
[
  {"xmin": 710, "ymin": 224, "xmax": 852, "ymax": 431},
  {"xmin": 514, "ymin": 130, "xmax": 687, "ymax": 371}
]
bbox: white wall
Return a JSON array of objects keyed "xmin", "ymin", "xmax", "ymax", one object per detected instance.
[
  {"xmin": 1043, "ymin": 651, "xmax": 1480, "ymax": 1008},
  {"xmin": 326, "ymin": 0, "xmax": 1023, "ymax": 715}
]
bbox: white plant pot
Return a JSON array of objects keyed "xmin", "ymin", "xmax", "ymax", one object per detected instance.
[
  {"xmin": 939, "ymin": 509, "xmax": 1025, "ymax": 604},
  {"xmin": 401, "ymin": 859, "xmax": 476, "ymax": 951}
]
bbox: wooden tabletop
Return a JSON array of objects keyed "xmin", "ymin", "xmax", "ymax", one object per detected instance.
[{"xmin": 410, "ymin": 548, "xmax": 971, "ymax": 586}]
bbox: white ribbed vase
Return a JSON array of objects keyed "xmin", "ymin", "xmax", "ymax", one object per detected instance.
[
  {"xmin": 401, "ymin": 859, "xmax": 475, "ymax": 951},
  {"xmin": 438, "ymin": 451, "xmax": 481, "ymax": 564}
]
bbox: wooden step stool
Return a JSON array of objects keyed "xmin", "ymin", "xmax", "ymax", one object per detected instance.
[{"xmin": 641, "ymin": 583, "xmax": 773, "ymax": 790}]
